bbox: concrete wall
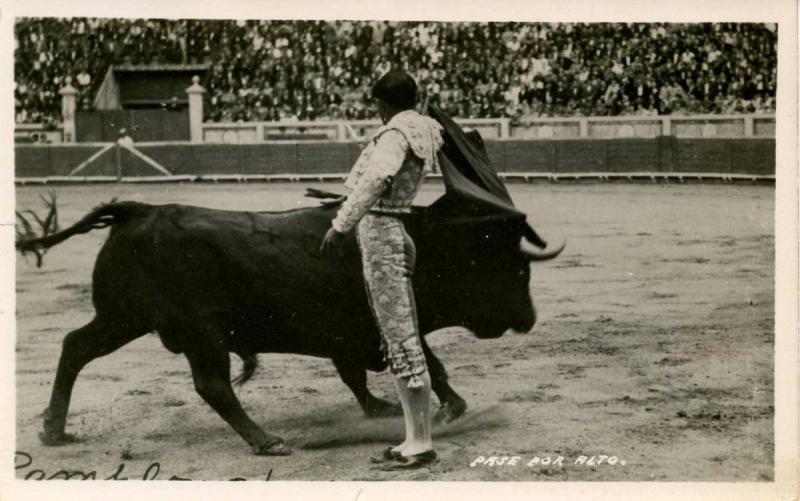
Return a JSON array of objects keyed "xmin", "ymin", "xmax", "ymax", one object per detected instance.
[{"xmin": 15, "ymin": 138, "xmax": 776, "ymax": 179}]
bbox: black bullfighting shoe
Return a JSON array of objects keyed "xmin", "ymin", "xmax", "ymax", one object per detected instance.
[
  {"xmin": 369, "ymin": 446, "xmax": 403, "ymax": 464},
  {"xmin": 377, "ymin": 450, "xmax": 438, "ymax": 471}
]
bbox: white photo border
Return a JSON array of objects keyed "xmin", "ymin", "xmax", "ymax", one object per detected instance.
[{"xmin": 0, "ymin": 1, "xmax": 796, "ymax": 500}]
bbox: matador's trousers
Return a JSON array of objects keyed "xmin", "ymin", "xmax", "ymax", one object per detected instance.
[{"xmin": 357, "ymin": 213, "xmax": 428, "ymax": 386}]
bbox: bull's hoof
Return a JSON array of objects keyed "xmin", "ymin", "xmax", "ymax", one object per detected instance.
[
  {"xmin": 433, "ymin": 400, "xmax": 467, "ymax": 426},
  {"xmin": 364, "ymin": 398, "xmax": 403, "ymax": 418},
  {"xmin": 39, "ymin": 431, "xmax": 78, "ymax": 446},
  {"xmin": 252, "ymin": 439, "xmax": 292, "ymax": 456}
]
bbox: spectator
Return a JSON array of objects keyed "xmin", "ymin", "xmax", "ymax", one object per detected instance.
[{"xmin": 13, "ymin": 19, "xmax": 778, "ymax": 124}]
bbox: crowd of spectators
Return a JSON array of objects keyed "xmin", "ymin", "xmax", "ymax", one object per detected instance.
[{"xmin": 14, "ymin": 19, "xmax": 777, "ymax": 125}]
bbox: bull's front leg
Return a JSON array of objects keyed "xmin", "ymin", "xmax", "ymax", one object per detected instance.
[
  {"xmin": 185, "ymin": 348, "xmax": 290, "ymax": 455},
  {"xmin": 332, "ymin": 356, "xmax": 402, "ymax": 418},
  {"xmin": 419, "ymin": 334, "xmax": 467, "ymax": 425}
]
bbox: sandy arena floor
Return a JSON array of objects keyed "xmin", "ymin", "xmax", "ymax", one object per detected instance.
[{"xmin": 14, "ymin": 181, "xmax": 774, "ymax": 481}]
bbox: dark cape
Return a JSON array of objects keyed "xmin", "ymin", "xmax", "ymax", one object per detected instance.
[
  {"xmin": 426, "ymin": 104, "xmax": 547, "ymax": 248},
  {"xmin": 426, "ymin": 104, "xmax": 523, "ymax": 217}
]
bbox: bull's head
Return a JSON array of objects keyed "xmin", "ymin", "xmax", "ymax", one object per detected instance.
[{"xmin": 411, "ymin": 212, "xmax": 564, "ymax": 339}]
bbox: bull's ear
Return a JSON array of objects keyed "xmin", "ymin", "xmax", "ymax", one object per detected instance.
[{"xmin": 523, "ymin": 223, "xmax": 548, "ymax": 249}]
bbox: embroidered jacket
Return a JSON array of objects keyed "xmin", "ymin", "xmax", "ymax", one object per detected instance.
[{"xmin": 331, "ymin": 110, "xmax": 444, "ymax": 233}]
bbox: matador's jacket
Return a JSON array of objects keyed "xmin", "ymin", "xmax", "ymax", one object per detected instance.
[{"xmin": 332, "ymin": 109, "xmax": 444, "ymax": 387}]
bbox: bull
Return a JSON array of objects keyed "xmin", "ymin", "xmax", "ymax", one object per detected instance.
[{"xmin": 16, "ymin": 189, "xmax": 563, "ymax": 455}]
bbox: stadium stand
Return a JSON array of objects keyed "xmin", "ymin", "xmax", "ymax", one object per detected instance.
[{"xmin": 15, "ymin": 19, "xmax": 777, "ymax": 126}]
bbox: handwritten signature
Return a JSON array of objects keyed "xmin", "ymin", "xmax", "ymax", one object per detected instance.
[{"xmin": 15, "ymin": 451, "xmax": 273, "ymax": 481}]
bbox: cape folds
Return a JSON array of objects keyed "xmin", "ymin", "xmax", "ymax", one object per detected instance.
[{"xmin": 426, "ymin": 104, "xmax": 524, "ymax": 217}]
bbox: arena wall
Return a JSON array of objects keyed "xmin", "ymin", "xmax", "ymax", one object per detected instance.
[{"xmin": 15, "ymin": 138, "xmax": 775, "ymax": 181}]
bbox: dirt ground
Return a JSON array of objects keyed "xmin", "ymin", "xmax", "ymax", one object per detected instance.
[{"xmin": 14, "ymin": 181, "xmax": 774, "ymax": 481}]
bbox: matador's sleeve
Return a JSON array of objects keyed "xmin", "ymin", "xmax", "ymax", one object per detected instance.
[{"xmin": 331, "ymin": 129, "xmax": 408, "ymax": 233}]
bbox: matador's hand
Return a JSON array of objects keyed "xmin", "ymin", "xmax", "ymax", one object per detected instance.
[{"xmin": 321, "ymin": 227, "xmax": 347, "ymax": 258}]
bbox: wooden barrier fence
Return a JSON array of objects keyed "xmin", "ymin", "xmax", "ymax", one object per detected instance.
[{"xmin": 15, "ymin": 137, "xmax": 775, "ymax": 184}]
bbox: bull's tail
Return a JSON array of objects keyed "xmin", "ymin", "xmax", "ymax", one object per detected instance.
[{"xmin": 16, "ymin": 200, "xmax": 149, "ymax": 267}]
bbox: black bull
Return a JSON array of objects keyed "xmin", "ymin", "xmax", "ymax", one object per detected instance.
[{"xmin": 17, "ymin": 197, "xmax": 563, "ymax": 455}]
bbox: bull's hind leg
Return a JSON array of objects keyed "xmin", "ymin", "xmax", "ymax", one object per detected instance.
[
  {"xmin": 41, "ymin": 317, "xmax": 146, "ymax": 445},
  {"xmin": 419, "ymin": 335, "xmax": 467, "ymax": 425},
  {"xmin": 185, "ymin": 349, "xmax": 290, "ymax": 455},
  {"xmin": 331, "ymin": 357, "xmax": 402, "ymax": 418}
]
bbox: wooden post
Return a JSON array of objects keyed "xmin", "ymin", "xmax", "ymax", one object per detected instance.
[
  {"xmin": 500, "ymin": 118, "xmax": 510, "ymax": 139},
  {"xmin": 59, "ymin": 77, "xmax": 78, "ymax": 143},
  {"xmin": 579, "ymin": 118, "xmax": 589, "ymax": 138},
  {"xmin": 661, "ymin": 117, "xmax": 672, "ymax": 136},
  {"xmin": 186, "ymin": 75, "xmax": 205, "ymax": 143},
  {"xmin": 744, "ymin": 115, "xmax": 754, "ymax": 137},
  {"xmin": 115, "ymin": 142, "xmax": 122, "ymax": 181}
]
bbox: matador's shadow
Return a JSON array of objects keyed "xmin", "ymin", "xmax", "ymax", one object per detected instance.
[{"xmin": 298, "ymin": 405, "xmax": 509, "ymax": 450}]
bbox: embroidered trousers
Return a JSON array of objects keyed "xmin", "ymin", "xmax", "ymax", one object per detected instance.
[{"xmin": 357, "ymin": 213, "xmax": 427, "ymax": 380}]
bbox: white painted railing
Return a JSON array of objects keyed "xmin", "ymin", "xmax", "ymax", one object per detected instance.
[
  {"xmin": 201, "ymin": 117, "xmax": 510, "ymax": 143},
  {"xmin": 200, "ymin": 114, "xmax": 775, "ymax": 143},
  {"xmin": 202, "ymin": 120, "xmax": 343, "ymax": 143},
  {"xmin": 510, "ymin": 114, "xmax": 775, "ymax": 140},
  {"xmin": 14, "ymin": 123, "xmax": 64, "ymax": 144},
  {"xmin": 15, "ymin": 113, "xmax": 776, "ymax": 145}
]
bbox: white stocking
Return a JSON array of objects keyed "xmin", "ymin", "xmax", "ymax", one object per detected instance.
[{"xmin": 394, "ymin": 371, "xmax": 433, "ymax": 456}]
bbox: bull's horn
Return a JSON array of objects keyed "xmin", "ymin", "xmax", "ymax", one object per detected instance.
[
  {"xmin": 520, "ymin": 238, "xmax": 566, "ymax": 261},
  {"xmin": 523, "ymin": 224, "xmax": 548, "ymax": 248}
]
